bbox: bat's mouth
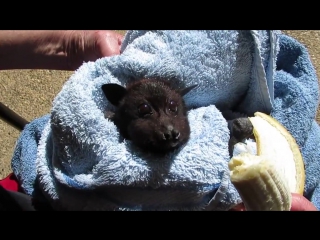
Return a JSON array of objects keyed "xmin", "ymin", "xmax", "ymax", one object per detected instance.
[{"xmin": 169, "ymin": 141, "xmax": 180, "ymax": 148}]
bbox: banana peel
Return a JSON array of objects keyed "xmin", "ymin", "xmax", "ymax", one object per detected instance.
[{"xmin": 228, "ymin": 112, "xmax": 305, "ymax": 211}]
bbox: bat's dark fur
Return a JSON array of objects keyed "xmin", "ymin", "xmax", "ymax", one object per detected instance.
[
  {"xmin": 102, "ymin": 78, "xmax": 254, "ymax": 157},
  {"xmin": 226, "ymin": 117, "xmax": 254, "ymax": 157},
  {"xmin": 101, "ymin": 79, "xmax": 197, "ymax": 154}
]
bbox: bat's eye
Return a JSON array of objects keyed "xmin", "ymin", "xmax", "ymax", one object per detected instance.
[
  {"xmin": 138, "ymin": 103, "xmax": 152, "ymax": 116},
  {"xmin": 168, "ymin": 100, "xmax": 178, "ymax": 113}
]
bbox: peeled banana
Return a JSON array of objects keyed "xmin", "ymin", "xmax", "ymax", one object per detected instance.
[{"xmin": 228, "ymin": 112, "xmax": 305, "ymax": 211}]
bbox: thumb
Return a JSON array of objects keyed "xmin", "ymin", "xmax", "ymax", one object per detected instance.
[{"xmin": 290, "ymin": 193, "xmax": 318, "ymax": 211}]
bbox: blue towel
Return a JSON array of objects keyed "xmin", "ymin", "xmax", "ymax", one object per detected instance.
[
  {"xmin": 10, "ymin": 30, "xmax": 320, "ymax": 210},
  {"xmin": 270, "ymin": 34, "xmax": 320, "ymax": 208}
]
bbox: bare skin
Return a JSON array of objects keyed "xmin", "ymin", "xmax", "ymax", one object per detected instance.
[{"xmin": 0, "ymin": 30, "xmax": 123, "ymax": 71}]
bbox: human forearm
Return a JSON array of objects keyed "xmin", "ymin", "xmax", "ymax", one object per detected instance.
[{"xmin": 0, "ymin": 30, "xmax": 74, "ymax": 70}]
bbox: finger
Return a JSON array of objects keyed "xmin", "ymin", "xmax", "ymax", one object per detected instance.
[
  {"xmin": 112, "ymin": 33, "xmax": 124, "ymax": 51},
  {"xmin": 104, "ymin": 36, "xmax": 122, "ymax": 56},
  {"xmin": 114, "ymin": 32, "xmax": 124, "ymax": 43},
  {"xmin": 290, "ymin": 193, "xmax": 318, "ymax": 211},
  {"xmin": 105, "ymin": 31, "xmax": 124, "ymax": 45}
]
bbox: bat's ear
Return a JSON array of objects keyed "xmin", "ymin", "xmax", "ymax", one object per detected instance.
[
  {"xmin": 101, "ymin": 84, "xmax": 127, "ymax": 106},
  {"xmin": 179, "ymin": 84, "xmax": 198, "ymax": 96}
]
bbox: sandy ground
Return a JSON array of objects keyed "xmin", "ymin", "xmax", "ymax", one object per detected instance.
[{"xmin": 0, "ymin": 30, "xmax": 319, "ymax": 179}]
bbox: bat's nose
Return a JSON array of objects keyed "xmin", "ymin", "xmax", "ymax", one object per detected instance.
[{"xmin": 163, "ymin": 125, "xmax": 180, "ymax": 141}]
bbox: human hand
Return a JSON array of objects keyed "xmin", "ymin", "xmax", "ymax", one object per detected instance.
[
  {"xmin": 290, "ymin": 193, "xmax": 318, "ymax": 211},
  {"xmin": 0, "ymin": 30, "xmax": 124, "ymax": 71},
  {"xmin": 65, "ymin": 30, "xmax": 124, "ymax": 70},
  {"xmin": 230, "ymin": 193, "xmax": 318, "ymax": 211}
]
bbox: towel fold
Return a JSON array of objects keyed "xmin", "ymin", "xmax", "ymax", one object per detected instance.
[
  {"xmin": 270, "ymin": 34, "xmax": 320, "ymax": 208},
  {"xmin": 11, "ymin": 30, "xmax": 320, "ymax": 210}
]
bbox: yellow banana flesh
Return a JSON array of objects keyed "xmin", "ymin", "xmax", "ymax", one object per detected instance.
[
  {"xmin": 228, "ymin": 112, "xmax": 305, "ymax": 211},
  {"xmin": 229, "ymin": 153, "xmax": 292, "ymax": 211}
]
